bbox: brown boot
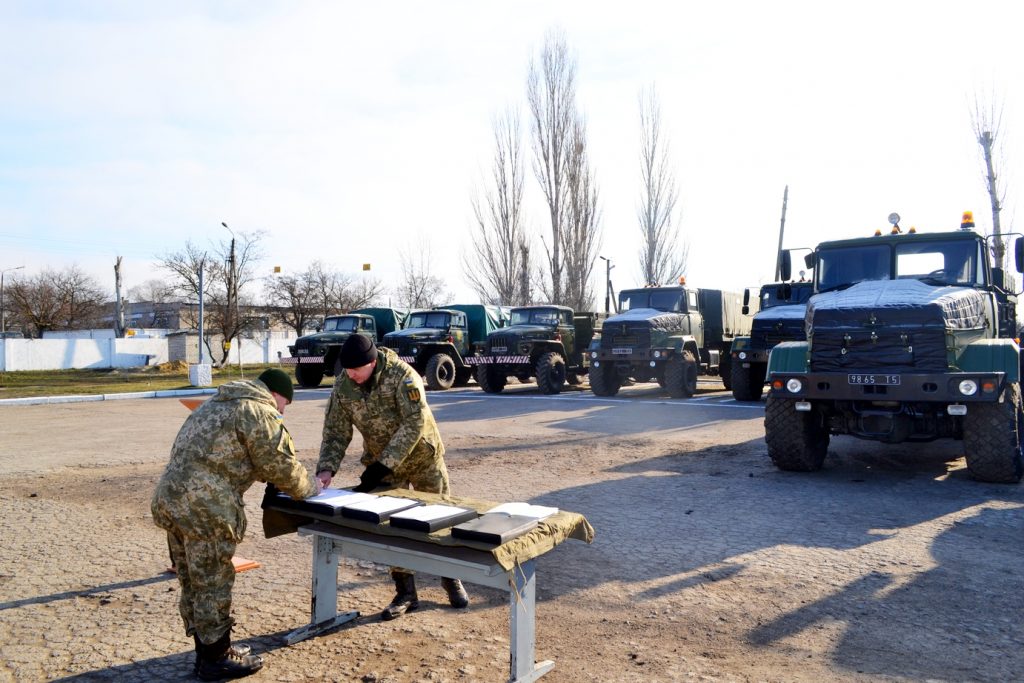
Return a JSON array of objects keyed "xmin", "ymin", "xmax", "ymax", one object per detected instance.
[
  {"xmin": 441, "ymin": 578, "xmax": 469, "ymax": 609},
  {"xmin": 382, "ymin": 573, "xmax": 418, "ymax": 621},
  {"xmin": 195, "ymin": 631, "xmax": 263, "ymax": 681}
]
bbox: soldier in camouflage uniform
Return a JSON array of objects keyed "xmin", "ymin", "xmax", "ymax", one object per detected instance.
[
  {"xmin": 316, "ymin": 334, "xmax": 470, "ymax": 620},
  {"xmin": 152, "ymin": 369, "xmax": 319, "ymax": 681}
]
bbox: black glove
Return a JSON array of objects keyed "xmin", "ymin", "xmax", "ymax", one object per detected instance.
[{"xmin": 352, "ymin": 462, "xmax": 392, "ymax": 492}]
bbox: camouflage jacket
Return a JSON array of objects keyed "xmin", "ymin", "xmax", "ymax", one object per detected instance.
[
  {"xmin": 317, "ymin": 347, "xmax": 445, "ymax": 480},
  {"xmin": 151, "ymin": 379, "xmax": 317, "ymax": 541}
]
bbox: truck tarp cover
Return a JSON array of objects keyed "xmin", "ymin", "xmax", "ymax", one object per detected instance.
[
  {"xmin": 353, "ymin": 307, "xmax": 408, "ymax": 337},
  {"xmin": 443, "ymin": 304, "xmax": 510, "ymax": 342},
  {"xmin": 807, "ymin": 279, "xmax": 986, "ymax": 372}
]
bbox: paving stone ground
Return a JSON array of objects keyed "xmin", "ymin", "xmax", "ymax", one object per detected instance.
[{"xmin": 2, "ymin": 382, "xmax": 1023, "ymax": 682}]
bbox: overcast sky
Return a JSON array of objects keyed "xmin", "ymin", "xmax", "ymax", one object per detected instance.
[{"xmin": 1, "ymin": 1, "xmax": 1021, "ymax": 307}]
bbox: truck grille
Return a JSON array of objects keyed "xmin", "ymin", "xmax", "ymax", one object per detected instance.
[
  {"xmin": 383, "ymin": 338, "xmax": 401, "ymax": 351},
  {"xmin": 600, "ymin": 324, "xmax": 650, "ymax": 349},
  {"xmin": 489, "ymin": 334, "xmax": 514, "ymax": 352}
]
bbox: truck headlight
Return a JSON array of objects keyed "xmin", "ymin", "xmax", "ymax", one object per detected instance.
[
  {"xmin": 652, "ymin": 350, "xmax": 661, "ymax": 359},
  {"xmin": 738, "ymin": 351, "xmax": 747, "ymax": 360},
  {"xmin": 786, "ymin": 378, "xmax": 803, "ymax": 393},
  {"xmin": 958, "ymin": 379, "xmax": 978, "ymax": 396},
  {"xmin": 591, "ymin": 351, "xmax": 598, "ymax": 359}
]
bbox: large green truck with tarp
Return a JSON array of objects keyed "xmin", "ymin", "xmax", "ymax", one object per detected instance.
[
  {"xmin": 382, "ymin": 304, "xmax": 510, "ymax": 390},
  {"xmin": 466, "ymin": 305, "xmax": 604, "ymax": 394},
  {"xmin": 588, "ymin": 284, "xmax": 751, "ymax": 398},
  {"xmin": 729, "ymin": 281, "xmax": 813, "ymax": 401},
  {"xmin": 283, "ymin": 307, "xmax": 407, "ymax": 388},
  {"xmin": 764, "ymin": 212, "xmax": 1024, "ymax": 482}
]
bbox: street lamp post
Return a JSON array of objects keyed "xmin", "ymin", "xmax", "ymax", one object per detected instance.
[
  {"xmin": 1, "ymin": 265, "xmax": 26, "ymax": 334},
  {"xmin": 599, "ymin": 256, "xmax": 614, "ymax": 314}
]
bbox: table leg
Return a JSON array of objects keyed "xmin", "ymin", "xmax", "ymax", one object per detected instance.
[
  {"xmin": 285, "ymin": 533, "xmax": 358, "ymax": 644},
  {"xmin": 509, "ymin": 560, "xmax": 554, "ymax": 683}
]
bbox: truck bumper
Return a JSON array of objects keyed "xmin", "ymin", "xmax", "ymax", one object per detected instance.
[
  {"xmin": 464, "ymin": 355, "xmax": 530, "ymax": 365},
  {"xmin": 767, "ymin": 371, "xmax": 1008, "ymax": 403},
  {"xmin": 732, "ymin": 349, "xmax": 768, "ymax": 365},
  {"xmin": 281, "ymin": 356, "xmax": 325, "ymax": 365}
]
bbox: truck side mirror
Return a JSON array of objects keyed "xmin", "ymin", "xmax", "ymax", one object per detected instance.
[
  {"xmin": 804, "ymin": 252, "xmax": 817, "ymax": 270},
  {"xmin": 779, "ymin": 251, "xmax": 791, "ymax": 281},
  {"xmin": 1016, "ymin": 237, "xmax": 1024, "ymax": 273}
]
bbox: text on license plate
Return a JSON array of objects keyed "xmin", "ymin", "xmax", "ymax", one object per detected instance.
[
  {"xmin": 612, "ymin": 348, "xmax": 632, "ymax": 355},
  {"xmin": 848, "ymin": 374, "xmax": 900, "ymax": 385}
]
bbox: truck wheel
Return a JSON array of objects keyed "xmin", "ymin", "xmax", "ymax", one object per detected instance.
[
  {"xmin": 665, "ymin": 351, "xmax": 698, "ymax": 398},
  {"xmin": 476, "ymin": 365, "xmax": 506, "ymax": 394},
  {"xmin": 536, "ymin": 352, "xmax": 566, "ymax": 394},
  {"xmin": 720, "ymin": 355, "xmax": 733, "ymax": 390},
  {"xmin": 589, "ymin": 362, "xmax": 620, "ymax": 396},
  {"xmin": 964, "ymin": 384, "xmax": 1024, "ymax": 483},
  {"xmin": 453, "ymin": 367, "xmax": 473, "ymax": 387},
  {"xmin": 424, "ymin": 353, "xmax": 456, "ymax": 391},
  {"xmin": 731, "ymin": 363, "xmax": 765, "ymax": 401},
  {"xmin": 295, "ymin": 363, "xmax": 324, "ymax": 389},
  {"xmin": 764, "ymin": 396, "xmax": 829, "ymax": 471}
]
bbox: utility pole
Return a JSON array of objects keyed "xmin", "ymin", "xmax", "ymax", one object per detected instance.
[
  {"xmin": 775, "ymin": 185, "xmax": 789, "ymax": 281},
  {"xmin": 599, "ymin": 256, "xmax": 614, "ymax": 314},
  {"xmin": 113, "ymin": 256, "xmax": 126, "ymax": 338},
  {"xmin": 1, "ymin": 265, "xmax": 26, "ymax": 334},
  {"xmin": 198, "ymin": 257, "xmax": 206, "ymax": 365}
]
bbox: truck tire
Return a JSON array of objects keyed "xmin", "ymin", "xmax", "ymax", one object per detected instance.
[
  {"xmin": 453, "ymin": 367, "xmax": 473, "ymax": 387},
  {"xmin": 964, "ymin": 384, "xmax": 1024, "ymax": 483},
  {"xmin": 295, "ymin": 363, "xmax": 324, "ymax": 389},
  {"xmin": 665, "ymin": 351, "xmax": 698, "ymax": 398},
  {"xmin": 424, "ymin": 353, "xmax": 456, "ymax": 391},
  {"xmin": 731, "ymin": 363, "xmax": 765, "ymax": 401},
  {"xmin": 536, "ymin": 352, "xmax": 566, "ymax": 394},
  {"xmin": 720, "ymin": 355, "xmax": 733, "ymax": 391},
  {"xmin": 589, "ymin": 362, "xmax": 620, "ymax": 396},
  {"xmin": 764, "ymin": 396, "xmax": 829, "ymax": 471},
  {"xmin": 476, "ymin": 365, "xmax": 506, "ymax": 394}
]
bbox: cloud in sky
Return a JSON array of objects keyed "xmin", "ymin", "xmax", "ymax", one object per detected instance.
[{"xmin": 0, "ymin": 1, "xmax": 1021, "ymax": 305}]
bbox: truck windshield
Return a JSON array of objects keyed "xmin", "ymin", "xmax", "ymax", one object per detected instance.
[
  {"xmin": 817, "ymin": 239, "xmax": 983, "ymax": 292},
  {"xmin": 511, "ymin": 308, "xmax": 559, "ymax": 325},
  {"xmin": 407, "ymin": 312, "xmax": 451, "ymax": 329},
  {"xmin": 761, "ymin": 283, "xmax": 814, "ymax": 308},
  {"xmin": 895, "ymin": 240, "xmax": 981, "ymax": 286},
  {"xmin": 323, "ymin": 317, "xmax": 358, "ymax": 332},
  {"xmin": 817, "ymin": 245, "xmax": 890, "ymax": 292},
  {"xmin": 618, "ymin": 290, "xmax": 685, "ymax": 312}
]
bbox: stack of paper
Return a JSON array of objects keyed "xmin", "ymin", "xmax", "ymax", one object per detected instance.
[
  {"xmin": 389, "ymin": 504, "xmax": 477, "ymax": 532},
  {"xmin": 341, "ymin": 496, "xmax": 423, "ymax": 523},
  {"xmin": 273, "ymin": 488, "xmax": 377, "ymax": 516},
  {"xmin": 485, "ymin": 502, "xmax": 559, "ymax": 519}
]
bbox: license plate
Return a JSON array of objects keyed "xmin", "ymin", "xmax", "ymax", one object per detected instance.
[
  {"xmin": 612, "ymin": 348, "xmax": 632, "ymax": 355},
  {"xmin": 490, "ymin": 347, "xmax": 507, "ymax": 353},
  {"xmin": 848, "ymin": 374, "xmax": 900, "ymax": 385}
]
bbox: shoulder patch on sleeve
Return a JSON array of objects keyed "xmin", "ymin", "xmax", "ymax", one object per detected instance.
[{"xmin": 403, "ymin": 377, "xmax": 421, "ymax": 403}]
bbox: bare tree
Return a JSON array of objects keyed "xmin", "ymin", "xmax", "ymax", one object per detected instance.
[
  {"xmin": 395, "ymin": 239, "xmax": 453, "ymax": 309},
  {"xmin": 971, "ymin": 90, "xmax": 1009, "ymax": 269},
  {"xmin": 127, "ymin": 278, "xmax": 175, "ymax": 304},
  {"xmin": 466, "ymin": 108, "xmax": 530, "ymax": 305},
  {"xmin": 266, "ymin": 262, "xmax": 387, "ymax": 335},
  {"xmin": 528, "ymin": 29, "xmax": 576, "ymax": 304},
  {"xmin": 637, "ymin": 85, "xmax": 687, "ymax": 285},
  {"xmin": 6, "ymin": 266, "xmax": 107, "ymax": 338},
  {"xmin": 561, "ymin": 118, "xmax": 601, "ymax": 311},
  {"xmin": 158, "ymin": 232, "xmax": 263, "ymax": 365}
]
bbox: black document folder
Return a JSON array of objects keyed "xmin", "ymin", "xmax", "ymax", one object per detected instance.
[
  {"xmin": 388, "ymin": 504, "xmax": 477, "ymax": 533},
  {"xmin": 450, "ymin": 513, "xmax": 538, "ymax": 546},
  {"xmin": 340, "ymin": 496, "xmax": 423, "ymax": 524}
]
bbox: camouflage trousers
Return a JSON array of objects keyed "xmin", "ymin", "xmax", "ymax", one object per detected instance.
[
  {"xmin": 165, "ymin": 530, "xmax": 236, "ymax": 644},
  {"xmin": 386, "ymin": 462, "xmax": 450, "ymax": 580}
]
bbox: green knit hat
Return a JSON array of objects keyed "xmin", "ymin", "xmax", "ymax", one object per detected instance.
[{"xmin": 258, "ymin": 368, "xmax": 294, "ymax": 403}]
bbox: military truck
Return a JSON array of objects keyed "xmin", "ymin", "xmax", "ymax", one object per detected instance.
[
  {"xmin": 764, "ymin": 212, "xmax": 1024, "ymax": 483},
  {"xmin": 382, "ymin": 304, "xmax": 509, "ymax": 391},
  {"xmin": 588, "ymin": 284, "xmax": 750, "ymax": 398},
  {"xmin": 283, "ymin": 307, "xmax": 407, "ymax": 388},
  {"xmin": 729, "ymin": 281, "xmax": 813, "ymax": 400},
  {"xmin": 466, "ymin": 305, "xmax": 603, "ymax": 394}
]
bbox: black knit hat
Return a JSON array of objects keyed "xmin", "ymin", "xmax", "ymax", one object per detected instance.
[
  {"xmin": 339, "ymin": 334, "xmax": 377, "ymax": 369},
  {"xmin": 258, "ymin": 368, "xmax": 294, "ymax": 403}
]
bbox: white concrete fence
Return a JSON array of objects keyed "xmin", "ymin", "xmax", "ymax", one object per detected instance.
[{"xmin": 0, "ymin": 331, "xmax": 298, "ymax": 372}]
